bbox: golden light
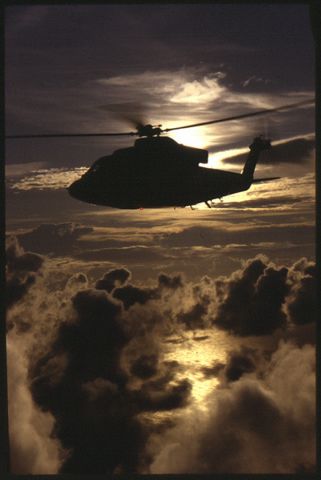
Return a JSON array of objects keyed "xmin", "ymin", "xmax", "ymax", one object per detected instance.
[
  {"xmin": 169, "ymin": 127, "xmax": 209, "ymax": 149},
  {"xmin": 163, "ymin": 330, "xmax": 230, "ymax": 407},
  {"xmin": 206, "ymin": 147, "xmax": 248, "ymax": 170}
]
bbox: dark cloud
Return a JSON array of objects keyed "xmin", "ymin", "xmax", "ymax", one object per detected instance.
[
  {"xmin": 113, "ymin": 284, "xmax": 156, "ymax": 310},
  {"xmin": 287, "ymin": 273, "xmax": 317, "ymax": 325},
  {"xmin": 158, "ymin": 273, "xmax": 184, "ymax": 290},
  {"xmin": 221, "ymin": 347, "xmax": 258, "ymax": 382},
  {"xmin": 95, "ymin": 267, "xmax": 131, "ymax": 292},
  {"xmin": 132, "ymin": 378, "xmax": 192, "ymax": 412},
  {"xmin": 214, "ymin": 257, "xmax": 290, "ymax": 335},
  {"xmin": 111, "ymin": 272, "xmax": 185, "ymax": 310},
  {"xmin": 131, "ymin": 354, "xmax": 159, "ymax": 379},
  {"xmin": 177, "ymin": 300, "xmax": 209, "ymax": 330},
  {"xmin": 17, "ymin": 223, "xmax": 93, "ymax": 255},
  {"xmin": 6, "ymin": 236, "xmax": 44, "ymax": 273},
  {"xmin": 202, "ymin": 346, "xmax": 265, "ymax": 382},
  {"xmin": 27, "ymin": 274, "xmax": 191, "ymax": 473},
  {"xmin": 201, "ymin": 362, "xmax": 225, "ymax": 378},
  {"xmin": 222, "ymin": 136, "xmax": 315, "ymax": 166},
  {"xmin": 193, "ymin": 334, "xmax": 210, "ymax": 341}
]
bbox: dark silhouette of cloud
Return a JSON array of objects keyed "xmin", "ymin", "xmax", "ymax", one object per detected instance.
[
  {"xmin": 221, "ymin": 347, "xmax": 258, "ymax": 382},
  {"xmin": 132, "ymin": 378, "xmax": 192, "ymax": 412},
  {"xmin": 6, "ymin": 236, "xmax": 43, "ymax": 273},
  {"xmin": 27, "ymin": 277, "xmax": 192, "ymax": 473},
  {"xmin": 177, "ymin": 301, "xmax": 209, "ymax": 330},
  {"xmin": 130, "ymin": 354, "xmax": 159, "ymax": 379},
  {"xmin": 201, "ymin": 362, "xmax": 225, "ymax": 378},
  {"xmin": 158, "ymin": 273, "xmax": 184, "ymax": 290},
  {"xmin": 95, "ymin": 267, "xmax": 131, "ymax": 292},
  {"xmin": 113, "ymin": 284, "xmax": 156, "ymax": 310},
  {"xmin": 17, "ymin": 223, "xmax": 93, "ymax": 255},
  {"xmin": 213, "ymin": 258, "xmax": 290, "ymax": 335},
  {"xmin": 287, "ymin": 271, "xmax": 316, "ymax": 325}
]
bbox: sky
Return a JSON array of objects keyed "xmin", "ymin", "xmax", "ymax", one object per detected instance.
[{"xmin": 5, "ymin": 3, "xmax": 316, "ymax": 475}]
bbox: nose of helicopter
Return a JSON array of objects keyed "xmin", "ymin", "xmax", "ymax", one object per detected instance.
[{"xmin": 68, "ymin": 179, "xmax": 90, "ymax": 201}]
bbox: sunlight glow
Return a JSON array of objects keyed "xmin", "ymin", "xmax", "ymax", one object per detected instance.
[
  {"xmin": 164, "ymin": 330, "xmax": 229, "ymax": 406},
  {"xmin": 10, "ymin": 167, "xmax": 88, "ymax": 190},
  {"xmin": 169, "ymin": 128, "xmax": 209, "ymax": 150},
  {"xmin": 206, "ymin": 147, "xmax": 248, "ymax": 170}
]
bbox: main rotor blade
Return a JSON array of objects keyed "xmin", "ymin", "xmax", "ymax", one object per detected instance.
[
  {"xmin": 5, "ymin": 131, "xmax": 137, "ymax": 139},
  {"xmin": 163, "ymin": 99, "xmax": 314, "ymax": 132}
]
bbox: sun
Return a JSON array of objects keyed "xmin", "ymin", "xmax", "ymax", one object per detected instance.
[{"xmin": 169, "ymin": 126, "xmax": 209, "ymax": 149}]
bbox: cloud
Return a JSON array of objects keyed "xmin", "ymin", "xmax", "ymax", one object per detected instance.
[
  {"xmin": 17, "ymin": 223, "xmax": 93, "ymax": 255},
  {"xmin": 95, "ymin": 267, "xmax": 131, "ymax": 292},
  {"xmin": 7, "ymin": 332, "xmax": 65, "ymax": 474},
  {"xmin": 6, "ymin": 236, "xmax": 44, "ymax": 310},
  {"xmin": 161, "ymin": 223, "xmax": 315, "ymax": 250},
  {"xmin": 132, "ymin": 378, "xmax": 192, "ymax": 412},
  {"xmin": 222, "ymin": 135, "xmax": 315, "ymax": 166},
  {"xmin": 11, "ymin": 167, "xmax": 88, "ymax": 191},
  {"xmin": 219, "ymin": 346, "xmax": 258, "ymax": 382},
  {"xmin": 6, "ymin": 244, "xmax": 316, "ymax": 474},
  {"xmin": 25, "ymin": 270, "xmax": 193, "ymax": 473},
  {"xmin": 286, "ymin": 259, "xmax": 317, "ymax": 325},
  {"xmin": 158, "ymin": 272, "xmax": 183, "ymax": 290},
  {"xmin": 213, "ymin": 257, "xmax": 290, "ymax": 336},
  {"xmin": 148, "ymin": 341, "xmax": 316, "ymax": 473},
  {"xmin": 113, "ymin": 284, "xmax": 156, "ymax": 310},
  {"xmin": 130, "ymin": 354, "xmax": 159, "ymax": 379},
  {"xmin": 75, "ymin": 245, "xmax": 168, "ymax": 264}
]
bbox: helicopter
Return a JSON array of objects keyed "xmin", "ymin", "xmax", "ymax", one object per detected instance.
[{"xmin": 6, "ymin": 99, "xmax": 313, "ymax": 209}]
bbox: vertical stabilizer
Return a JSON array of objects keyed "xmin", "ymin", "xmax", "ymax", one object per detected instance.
[{"xmin": 242, "ymin": 136, "xmax": 271, "ymax": 181}]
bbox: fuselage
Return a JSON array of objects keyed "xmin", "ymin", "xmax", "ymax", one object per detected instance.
[
  {"xmin": 68, "ymin": 160, "xmax": 250, "ymax": 209},
  {"xmin": 68, "ymin": 136, "xmax": 259, "ymax": 209}
]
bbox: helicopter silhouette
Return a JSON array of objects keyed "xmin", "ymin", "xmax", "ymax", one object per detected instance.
[
  {"xmin": 69, "ymin": 134, "xmax": 273, "ymax": 209},
  {"xmin": 6, "ymin": 99, "xmax": 312, "ymax": 209}
]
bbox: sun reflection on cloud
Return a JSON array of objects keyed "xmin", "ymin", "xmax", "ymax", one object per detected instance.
[
  {"xmin": 164, "ymin": 330, "xmax": 229, "ymax": 407},
  {"xmin": 10, "ymin": 167, "xmax": 88, "ymax": 191}
]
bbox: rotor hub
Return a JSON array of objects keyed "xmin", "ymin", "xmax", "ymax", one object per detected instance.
[{"xmin": 136, "ymin": 124, "xmax": 163, "ymax": 137}]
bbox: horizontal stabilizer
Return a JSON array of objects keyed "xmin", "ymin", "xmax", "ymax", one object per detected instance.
[{"xmin": 252, "ymin": 177, "xmax": 280, "ymax": 184}]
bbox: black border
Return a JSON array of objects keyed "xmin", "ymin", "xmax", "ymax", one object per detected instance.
[{"xmin": 2, "ymin": 1, "xmax": 320, "ymax": 479}]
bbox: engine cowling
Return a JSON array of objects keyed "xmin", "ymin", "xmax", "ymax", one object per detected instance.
[{"xmin": 180, "ymin": 145, "xmax": 208, "ymax": 166}]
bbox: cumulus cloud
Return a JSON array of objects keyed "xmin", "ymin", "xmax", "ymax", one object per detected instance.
[
  {"xmin": 286, "ymin": 258, "xmax": 317, "ymax": 325},
  {"xmin": 6, "ymin": 236, "xmax": 44, "ymax": 310},
  {"xmin": 213, "ymin": 257, "xmax": 290, "ymax": 336},
  {"xmin": 95, "ymin": 267, "xmax": 131, "ymax": 292},
  {"xmin": 7, "ymin": 332, "xmax": 65, "ymax": 474},
  {"xmin": 6, "ymin": 243, "xmax": 316, "ymax": 474},
  {"xmin": 148, "ymin": 341, "xmax": 316, "ymax": 474},
  {"xmin": 25, "ymin": 272, "xmax": 193, "ymax": 473}
]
